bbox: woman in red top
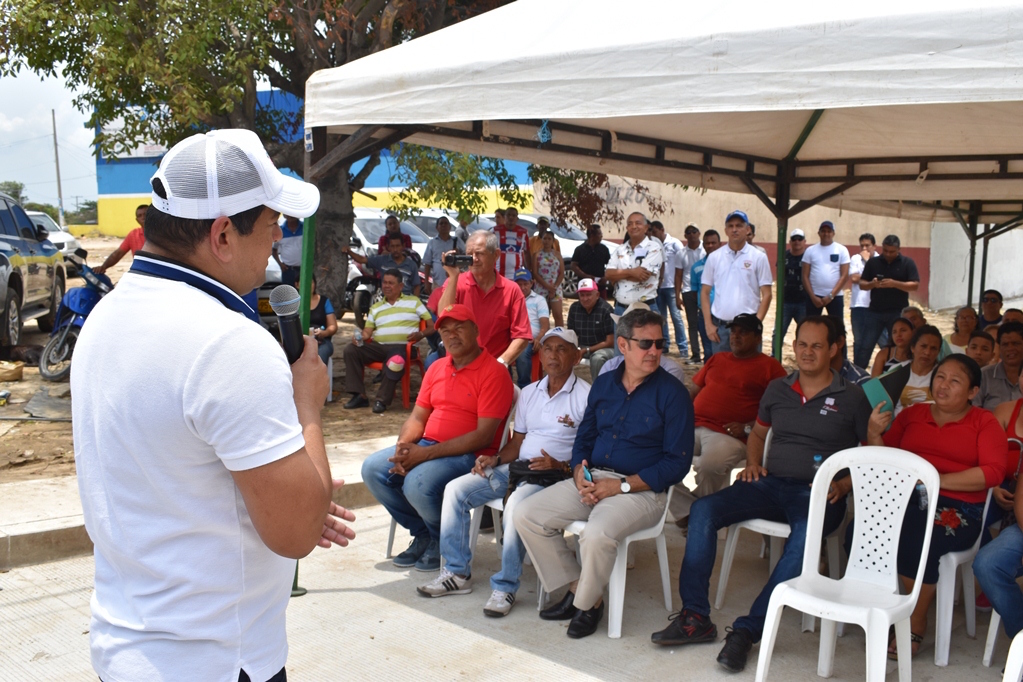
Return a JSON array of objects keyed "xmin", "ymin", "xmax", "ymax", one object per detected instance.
[{"xmin": 868, "ymin": 353, "xmax": 1008, "ymax": 658}]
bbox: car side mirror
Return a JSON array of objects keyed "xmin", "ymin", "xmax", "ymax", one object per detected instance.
[{"xmin": 35, "ymin": 226, "xmax": 49, "ymax": 242}]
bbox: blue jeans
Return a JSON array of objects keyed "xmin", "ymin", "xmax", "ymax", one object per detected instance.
[
  {"xmin": 514, "ymin": 342, "xmax": 535, "ymax": 388},
  {"xmin": 679, "ymin": 475, "xmax": 846, "ymax": 640},
  {"xmin": 697, "ymin": 309, "xmax": 714, "ymax": 361},
  {"xmin": 860, "ymin": 309, "xmax": 902, "ymax": 364},
  {"xmin": 656, "ymin": 288, "xmax": 687, "ymax": 354},
  {"xmin": 975, "ymin": 523, "xmax": 1023, "ymax": 638},
  {"xmin": 439, "ymin": 464, "xmax": 544, "ymax": 592},
  {"xmin": 612, "ymin": 299, "xmax": 660, "ymax": 356},
  {"xmin": 772, "ymin": 302, "xmax": 807, "ymax": 356},
  {"xmin": 850, "ymin": 307, "xmax": 871, "ymax": 369},
  {"xmin": 361, "ymin": 440, "xmax": 476, "ymax": 541}
]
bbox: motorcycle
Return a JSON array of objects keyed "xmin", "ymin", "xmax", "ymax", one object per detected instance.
[{"xmin": 39, "ymin": 248, "xmax": 113, "ymax": 381}]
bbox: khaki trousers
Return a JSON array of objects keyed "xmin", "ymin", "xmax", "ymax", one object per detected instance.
[
  {"xmin": 512, "ymin": 473, "xmax": 665, "ymax": 611},
  {"xmin": 668, "ymin": 426, "xmax": 747, "ymax": 520}
]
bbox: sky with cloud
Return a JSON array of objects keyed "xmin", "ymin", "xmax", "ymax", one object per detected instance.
[{"xmin": 0, "ymin": 72, "xmax": 97, "ymax": 211}]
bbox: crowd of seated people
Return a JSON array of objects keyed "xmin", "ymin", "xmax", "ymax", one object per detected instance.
[{"xmin": 322, "ymin": 208, "xmax": 1023, "ymax": 673}]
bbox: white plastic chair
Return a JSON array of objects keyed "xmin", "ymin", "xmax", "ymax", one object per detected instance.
[
  {"xmin": 754, "ymin": 446, "xmax": 940, "ymax": 682},
  {"xmin": 1003, "ymin": 630, "xmax": 1023, "ymax": 682},
  {"xmin": 560, "ymin": 487, "xmax": 674, "ymax": 639},
  {"xmin": 714, "ymin": 429, "xmax": 842, "ymax": 633},
  {"xmin": 934, "ymin": 487, "xmax": 993, "ymax": 666},
  {"xmin": 986, "ymin": 610, "xmax": 1005, "ymax": 667},
  {"xmin": 385, "ymin": 386, "xmax": 519, "ymax": 558}
]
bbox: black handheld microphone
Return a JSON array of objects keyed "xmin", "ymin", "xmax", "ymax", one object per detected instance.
[{"xmin": 269, "ymin": 284, "xmax": 304, "ymax": 364}]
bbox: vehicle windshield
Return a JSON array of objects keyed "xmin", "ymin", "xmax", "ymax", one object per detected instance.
[
  {"xmin": 549, "ymin": 221, "xmax": 587, "ymax": 240},
  {"xmin": 27, "ymin": 212, "xmax": 63, "ymax": 233},
  {"xmin": 355, "ymin": 218, "xmax": 430, "ymax": 244}
]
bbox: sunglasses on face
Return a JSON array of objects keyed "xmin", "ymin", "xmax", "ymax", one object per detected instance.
[
  {"xmin": 983, "ymin": 297, "xmax": 1000, "ymax": 303},
  {"xmin": 624, "ymin": 337, "xmax": 666, "ymax": 350},
  {"xmin": 790, "ymin": 236, "xmax": 805, "ymax": 241}
]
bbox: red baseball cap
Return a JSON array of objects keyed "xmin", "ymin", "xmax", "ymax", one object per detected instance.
[{"xmin": 435, "ymin": 303, "xmax": 477, "ymax": 328}]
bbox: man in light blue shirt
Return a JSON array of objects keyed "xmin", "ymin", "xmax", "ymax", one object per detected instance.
[
  {"xmin": 514, "ymin": 268, "xmax": 550, "ymax": 388},
  {"xmin": 422, "ymin": 216, "xmax": 463, "ymax": 293}
]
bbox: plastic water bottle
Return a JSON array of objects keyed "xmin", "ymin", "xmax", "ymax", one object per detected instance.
[
  {"xmin": 353, "ymin": 328, "xmax": 363, "ymax": 347},
  {"xmin": 916, "ymin": 482, "xmax": 929, "ymax": 510},
  {"xmin": 812, "ymin": 454, "xmax": 823, "ymax": 476}
]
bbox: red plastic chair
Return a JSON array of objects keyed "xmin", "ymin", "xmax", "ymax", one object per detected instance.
[
  {"xmin": 366, "ymin": 320, "xmax": 426, "ymax": 409},
  {"xmin": 530, "ymin": 349, "xmax": 543, "ymax": 382}
]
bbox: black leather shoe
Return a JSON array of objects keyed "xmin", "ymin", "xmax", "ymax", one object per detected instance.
[
  {"xmin": 343, "ymin": 395, "xmax": 369, "ymax": 410},
  {"xmin": 567, "ymin": 601, "xmax": 604, "ymax": 639},
  {"xmin": 539, "ymin": 590, "xmax": 578, "ymax": 621},
  {"xmin": 716, "ymin": 627, "xmax": 754, "ymax": 672},
  {"xmin": 372, "ymin": 400, "xmax": 387, "ymax": 414}
]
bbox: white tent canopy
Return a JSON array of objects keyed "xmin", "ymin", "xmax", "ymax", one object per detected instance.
[{"xmin": 306, "ymin": 0, "xmax": 1023, "ymax": 224}]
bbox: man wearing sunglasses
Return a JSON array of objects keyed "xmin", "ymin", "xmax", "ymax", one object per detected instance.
[{"xmin": 514, "ymin": 308, "xmax": 693, "ymax": 639}]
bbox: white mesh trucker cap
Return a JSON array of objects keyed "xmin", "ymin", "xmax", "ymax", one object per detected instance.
[{"xmin": 150, "ymin": 129, "xmax": 319, "ymax": 220}]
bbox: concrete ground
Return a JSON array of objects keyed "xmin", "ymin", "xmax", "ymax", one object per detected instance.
[{"xmin": 0, "ymin": 454, "xmax": 1012, "ymax": 681}]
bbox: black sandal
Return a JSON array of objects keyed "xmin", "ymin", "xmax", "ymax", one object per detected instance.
[{"xmin": 887, "ymin": 631, "xmax": 923, "ymax": 660}]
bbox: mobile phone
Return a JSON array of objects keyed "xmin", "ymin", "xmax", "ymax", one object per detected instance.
[
  {"xmin": 444, "ymin": 253, "xmax": 474, "ymax": 267},
  {"xmin": 582, "ymin": 465, "xmax": 592, "ymax": 482}
]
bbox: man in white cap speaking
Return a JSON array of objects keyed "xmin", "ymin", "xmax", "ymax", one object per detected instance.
[{"xmin": 72, "ymin": 129, "xmax": 356, "ymax": 682}]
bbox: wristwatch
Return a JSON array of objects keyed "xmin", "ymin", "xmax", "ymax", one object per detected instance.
[
  {"xmin": 497, "ymin": 357, "xmax": 507, "ymax": 366},
  {"xmin": 620, "ymin": 480, "xmax": 632, "ymax": 494},
  {"xmin": 744, "ymin": 424, "xmax": 753, "ymax": 436}
]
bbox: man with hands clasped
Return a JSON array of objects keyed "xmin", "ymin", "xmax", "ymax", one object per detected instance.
[
  {"xmin": 361, "ymin": 304, "xmax": 514, "ymax": 572},
  {"xmin": 652, "ymin": 317, "xmax": 871, "ymax": 674},
  {"xmin": 514, "ymin": 308, "xmax": 693, "ymax": 639},
  {"xmin": 416, "ymin": 328, "xmax": 590, "ymax": 618}
]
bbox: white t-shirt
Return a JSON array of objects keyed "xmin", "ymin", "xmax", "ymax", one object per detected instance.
[
  {"xmin": 659, "ymin": 235, "xmax": 683, "ymax": 289},
  {"xmin": 72, "ymin": 272, "xmax": 304, "ymax": 682},
  {"xmin": 801, "ymin": 242, "xmax": 851, "ymax": 296},
  {"xmin": 701, "ymin": 243, "xmax": 773, "ymax": 323},
  {"xmin": 849, "ymin": 252, "xmax": 877, "ymax": 308},
  {"xmin": 894, "ymin": 363, "xmax": 935, "ymax": 417},
  {"xmin": 514, "ymin": 373, "xmax": 591, "ymax": 460},
  {"xmin": 677, "ymin": 244, "xmax": 706, "ymax": 292}
]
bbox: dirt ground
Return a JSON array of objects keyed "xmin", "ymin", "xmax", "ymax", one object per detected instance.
[{"xmin": 0, "ymin": 236, "xmax": 959, "ymax": 484}]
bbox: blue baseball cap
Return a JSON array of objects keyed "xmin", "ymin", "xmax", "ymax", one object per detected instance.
[
  {"xmin": 819, "ymin": 220, "xmax": 835, "ymax": 231},
  {"xmin": 514, "ymin": 268, "xmax": 532, "ymax": 281},
  {"xmin": 725, "ymin": 210, "xmax": 749, "ymax": 224}
]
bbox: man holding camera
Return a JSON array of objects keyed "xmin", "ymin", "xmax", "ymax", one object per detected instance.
[{"xmin": 438, "ymin": 230, "xmax": 531, "ymax": 368}]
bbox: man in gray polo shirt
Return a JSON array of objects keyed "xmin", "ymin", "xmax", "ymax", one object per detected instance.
[{"xmin": 651, "ymin": 316, "xmax": 871, "ymax": 673}]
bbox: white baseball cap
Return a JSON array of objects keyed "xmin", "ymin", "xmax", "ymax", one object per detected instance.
[
  {"xmin": 150, "ymin": 129, "xmax": 320, "ymax": 220},
  {"xmin": 610, "ymin": 300, "xmax": 650, "ymax": 323},
  {"xmin": 539, "ymin": 327, "xmax": 579, "ymax": 347}
]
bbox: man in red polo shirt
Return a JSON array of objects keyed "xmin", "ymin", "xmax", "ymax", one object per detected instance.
[
  {"xmin": 361, "ymin": 303, "xmax": 515, "ymax": 572},
  {"xmin": 668, "ymin": 313, "xmax": 787, "ymax": 528},
  {"xmin": 437, "ymin": 230, "xmax": 531, "ymax": 369}
]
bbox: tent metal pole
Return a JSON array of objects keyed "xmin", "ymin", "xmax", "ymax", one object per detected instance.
[
  {"xmin": 773, "ymin": 172, "xmax": 791, "ymax": 362},
  {"xmin": 966, "ymin": 225, "xmax": 976, "ymax": 308},
  {"xmin": 979, "ymin": 225, "xmax": 991, "ymax": 301},
  {"xmin": 966, "ymin": 202, "xmax": 980, "ymax": 307}
]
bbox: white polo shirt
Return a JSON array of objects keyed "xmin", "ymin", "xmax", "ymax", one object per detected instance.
[
  {"xmin": 514, "ymin": 373, "xmax": 591, "ymax": 461},
  {"xmin": 802, "ymin": 242, "xmax": 850, "ymax": 296},
  {"xmin": 72, "ymin": 271, "xmax": 304, "ymax": 682},
  {"xmin": 849, "ymin": 251, "xmax": 878, "ymax": 308},
  {"xmin": 701, "ymin": 242, "xmax": 773, "ymax": 322},
  {"xmin": 607, "ymin": 236, "xmax": 663, "ymax": 305}
]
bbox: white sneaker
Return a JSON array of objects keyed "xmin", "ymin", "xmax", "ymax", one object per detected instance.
[
  {"xmin": 416, "ymin": 569, "xmax": 471, "ymax": 598},
  {"xmin": 483, "ymin": 589, "xmax": 516, "ymax": 617}
]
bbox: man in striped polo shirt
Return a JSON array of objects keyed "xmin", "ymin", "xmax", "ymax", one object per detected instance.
[
  {"xmin": 343, "ymin": 269, "xmax": 434, "ymax": 413},
  {"xmin": 494, "ymin": 207, "xmax": 531, "ymax": 280}
]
